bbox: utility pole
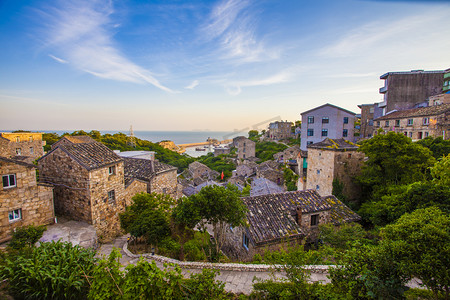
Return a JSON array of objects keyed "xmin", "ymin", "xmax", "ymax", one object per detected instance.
[{"xmin": 128, "ymin": 125, "xmax": 136, "ymax": 148}]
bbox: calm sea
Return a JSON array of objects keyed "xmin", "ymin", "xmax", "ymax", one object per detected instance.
[{"xmin": 38, "ymin": 130, "xmax": 246, "ymax": 145}]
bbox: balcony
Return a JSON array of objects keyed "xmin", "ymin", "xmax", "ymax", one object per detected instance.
[{"xmin": 379, "ymin": 86, "xmax": 387, "ymax": 93}]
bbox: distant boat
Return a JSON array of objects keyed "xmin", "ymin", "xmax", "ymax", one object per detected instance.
[{"xmin": 195, "ymin": 147, "xmax": 206, "ymax": 151}]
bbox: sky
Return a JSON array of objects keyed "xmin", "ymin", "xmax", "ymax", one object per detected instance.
[{"xmin": 0, "ymin": 0, "xmax": 449, "ymax": 132}]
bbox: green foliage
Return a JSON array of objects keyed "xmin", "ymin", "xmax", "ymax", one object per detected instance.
[
  {"xmin": 42, "ymin": 132, "xmax": 61, "ymax": 151},
  {"xmin": 329, "ymin": 242, "xmax": 409, "ymax": 299},
  {"xmin": 431, "ymin": 154, "xmax": 450, "ymax": 186},
  {"xmin": 8, "ymin": 224, "xmax": 46, "ymax": 250},
  {"xmin": 331, "ymin": 178, "xmax": 346, "ymax": 202},
  {"xmin": 283, "ymin": 167, "xmax": 298, "ymax": 191},
  {"xmin": 120, "ymin": 193, "xmax": 174, "ymax": 245},
  {"xmin": 255, "ymin": 244, "xmax": 336, "ymax": 266},
  {"xmin": 416, "ymin": 136, "xmax": 450, "ymax": 159},
  {"xmin": 183, "ymin": 231, "xmax": 211, "ymax": 261},
  {"xmin": 255, "ymin": 141, "xmax": 288, "ymax": 162},
  {"xmin": 360, "ymin": 182, "xmax": 450, "ymax": 226},
  {"xmin": 173, "ymin": 184, "xmax": 247, "ymax": 257},
  {"xmin": 248, "ymin": 130, "xmax": 260, "ymax": 142},
  {"xmin": 319, "ymin": 223, "xmax": 367, "ymax": 250},
  {"xmin": 158, "ymin": 237, "xmax": 182, "ymax": 259},
  {"xmin": 380, "ymin": 207, "xmax": 450, "ymax": 298},
  {"xmin": 88, "ymin": 249, "xmax": 229, "ymax": 299},
  {"xmin": 0, "ymin": 241, "xmax": 97, "ymax": 300}
]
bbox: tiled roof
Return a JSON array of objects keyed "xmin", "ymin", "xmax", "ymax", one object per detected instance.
[
  {"xmin": 307, "ymin": 138, "xmax": 358, "ymax": 150},
  {"xmin": 241, "ymin": 190, "xmax": 360, "ymax": 245},
  {"xmin": 256, "ymin": 160, "xmax": 280, "ymax": 172},
  {"xmin": 43, "ymin": 142, "xmax": 122, "ymax": 171},
  {"xmin": 189, "ymin": 161, "xmax": 208, "ymax": 171},
  {"xmin": 124, "ymin": 157, "xmax": 177, "ymax": 186},
  {"xmin": 0, "ymin": 156, "xmax": 37, "ymax": 169},
  {"xmin": 63, "ymin": 135, "xmax": 97, "ymax": 144},
  {"xmin": 375, "ymin": 104, "xmax": 450, "ymax": 120},
  {"xmin": 250, "ymin": 177, "xmax": 285, "ymax": 196}
]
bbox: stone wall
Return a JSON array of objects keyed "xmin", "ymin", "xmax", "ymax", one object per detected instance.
[
  {"xmin": 38, "ymin": 148, "xmax": 92, "ymax": 222},
  {"xmin": 257, "ymin": 169, "xmax": 284, "ymax": 186},
  {"xmin": 0, "ymin": 161, "xmax": 54, "ymax": 242},
  {"xmin": 150, "ymin": 169, "xmax": 178, "ymax": 199},
  {"xmin": 299, "ymin": 211, "xmax": 330, "ymax": 241},
  {"xmin": 0, "ymin": 135, "xmax": 45, "ymax": 162},
  {"xmin": 305, "ymin": 149, "xmax": 337, "ymax": 196},
  {"xmin": 88, "ymin": 162, "xmax": 127, "ymax": 239},
  {"xmin": 124, "ymin": 179, "xmax": 148, "ymax": 206},
  {"xmin": 333, "ymin": 151, "xmax": 364, "ymax": 201}
]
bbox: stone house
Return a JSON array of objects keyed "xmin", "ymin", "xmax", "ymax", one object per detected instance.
[
  {"xmin": 235, "ymin": 162, "xmax": 257, "ymax": 178},
  {"xmin": 256, "ymin": 160, "xmax": 283, "ymax": 186},
  {"xmin": 274, "ymin": 145, "xmax": 301, "ymax": 163},
  {"xmin": 123, "ymin": 157, "xmax": 179, "ymax": 200},
  {"xmin": 305, "ymin": 138, "xmax": 364, "ymax": 201},
  {"xmin": 267, "ymin": 121, "xmax": 293, "ymax": 141},
  {"xmin": 0, "ymin": 132, "xmax": 46, "ymax": 163},
  {"xmin": 300, "ymin": 103, "xmax": 356, "ymax": 150},
  {"xmin": 38, "ymin": 142, "xmax": 128, "ymax": 239},
  {"xmin": 0, "ymin": 156, "xmax": 54, "ymax": 242},
  {"xmin": 222, "ymin": 190, "xmax": 360, "ymax": 261},
  {"xmin": 232, "ymin": 136, "xmax": 255, "ymax": 160},
  {"xmin": 373, "ymin": 103, "xmax": 450, "ymax": 141},
  {"xmin": 51, "ymin": 135, "xmax": 97, "ymax": 150},
  {"xmin": 188, "ymin": 161, "xmax": 219, "ymax": 180},
  {"xmin": 213, "ymin": 146, "xmax": 231, "ymax": 157}
]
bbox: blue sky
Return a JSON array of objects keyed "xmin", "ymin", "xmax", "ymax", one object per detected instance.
[{"xmin": 1, "ymin": 0, "xmax": 449, "ymax": 132}]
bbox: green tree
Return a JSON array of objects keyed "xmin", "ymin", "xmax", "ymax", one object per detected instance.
[
  {"xmin": 255, "ymin": 141, "xmax": 288, "ymax": 162},
  {"xmin": 416, "ymin": 136, "xmax": 450, "ymax": 159},
  {"xmin": 8, "ymin": 224, "xmax": 46, "ymax": 250},
  {"xmin": 319, "ymin": 223, "xmax": 366, "ymax": 250},
  {"xmin": 357, "ymin": 132, "xmax": 435, "ymax": 202},
  {"xmin": 331, "ymin": 178, "xmax": 346, "ymax": 202},
  {"xmin": 380, "ymin": 207, "xmax": 450, "ymax": 299},
  {"xmin": 248, "ymin": 130, "xmax": 259, "ymax": 141},
  {"xmin": 431, "ymin": 154, "xmax": 450, "ymax": 186},
  {"xmin": 119, "ymin": 193, "xmax": 175, "ymax": 246},
  {"xmin": 0, "ymin": 241, "xmax": 97, "ymax": 300},
  {"xmin": 173, "ymin": 184, "xmax": 247, "ymax": 256},
  {"xmin": 283, "ymin": 167, "xmax": 298, "ymax": 191}
]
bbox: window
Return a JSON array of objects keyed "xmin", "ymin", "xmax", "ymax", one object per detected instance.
[
  {"xmin": 322, "ymin": 117, "xmax": 329, "ymax": 124},
  {"xmin": 407, "ymin": 119, "xmax": 413, "ymax": 126},
  {"xmin": 368, "ymin": 120, "xmax": 374, "ymax": 126},
  {"xmin": 9, "ymin": 209, "xmax": 22, "ymax": 222},
  {"xmin": 385, "ymin": 120, "xmax": 389, "ymax": 127},
  {"xmin": 29, "ymin": 136, "xmax": 33, "ymax": 142},
  {"xmin": 423, "ymin": 118, "xmax": 430, "ymax": 125},
  {"xmin": 348, "ymin": 153, "xmax": 352, "ymax": 159},
  {"xmin": 307, "ymin": 129, "xmax": 314, "ymax": 136},
  {"xmin": 377, "ymin": 121, "xmax": 380, "ymax": 127},
  {"xmin": 243, "ymin": 233, "xmax": 250, "ymax": 250},
  {"xmin": 107, "ymin": 190, "xmax": 115, "ymax": 203},
  {"xmin": 404, "ymin": 132, "xmax": 407, "ymax": 136},
  {"xmin": 409, "ymin": 132, "xmax": 413, "ymax": 138},
  {"xmin": 425, "ymin": 132, "xmax": 429, "ymax": 137},
  {"xmin": 108, "ymin": 166, "xmax": 115, "ymax": 175},
  {"xmin": 307, "ymin": 116, "xmax": 314, "ymax": 124},
  {"xmin": 15, "ymin": 137, "xmax": 20, "ymax": 142},
  {"xmin": 395, "ymin": 120, "xmax": 400, "ymax": 127},
  {"xmin": 369, "ymin": 107, "xmax": 374, "ymax": 113},
  {"xmin": 321, "ymin": 129, "xmax": 328, "ymax": 137},
  {"xmin": 310, "ymin": 214, "xmax": 319, "ymax": 226},
  {"xmin": 343, "ymin": 117, "xmax": 349, "ymax": 124},
  {"xmin": 418, "ymin": 132, "xmax": 423, "ymax": 139},
  {"xmin": 30, "ymin": 147, "xmax": 34, "ymax": 155},
  {"xmin": 15, "ymin": 148, "xmax": 21, "ymax": 155},
  {"xmin": 3, "ymin": 174, "xmax": 16, "ymax": 188},
  {"xmin": 317, "ymin": 169, "xmax": 320, "ymax": 174},
  {"xmin": 243, "ymin": 154, "xmax": 246, "ymax": 159},
  {"xmin": 343, "ymin": 129, "xmax": 348, "ymax": 137},
  {"xmin": 307, "ymin": 141, "xmax": 313, "ymax": 146},
  {"xmin": 316, "ymin": 185, "xmax": 320, "ymax": 190}
]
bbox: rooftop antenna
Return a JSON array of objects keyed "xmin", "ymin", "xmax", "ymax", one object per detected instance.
[{"xmin": 128, "ymin": 125, "xmax": 136, "ymax": 148}]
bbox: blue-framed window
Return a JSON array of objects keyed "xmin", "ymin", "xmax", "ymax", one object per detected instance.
[
  {"xmin": 343, "ymin": 129, "xmax": 348, "ymax": 137},
  {"xmin": 321, "ymin": 129, "xmax": 328, "ymax": 137},
  {"xmin": 343, "ymin": 117, "xmax": 349, "ymax": 124},
  {"xmin": 307, "ymin": 129, "xmax": 314, "ymax": 137},
  {"xmin": 307, "ymin": 116, "xmax": 314, "ymax": 124},
  {"xmin": 243, "ymin": 233, "xmax": 250, "ymax": 250}
]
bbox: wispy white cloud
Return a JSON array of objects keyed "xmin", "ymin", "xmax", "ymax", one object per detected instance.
[
  {"xmin": 202, "ymin": 0, "xmax": 279, "ymax": 63},
  {"xmin": 40, "ymin": 0, "xmax": 174, "ymax": 92},
  {"xmin": 48, "ymin": 54, "xmax": 67, "ymax": 64},
  {"xmin": 225, "ymin": 71, "xmax": 292, "ymax": 96},
  {"xmin": 320, "ymin": 9, "xmax": 450, "ymax": 58},
  {"xmin": 185, "ymin": 80, "xmax": 199, "ymax": 89}
]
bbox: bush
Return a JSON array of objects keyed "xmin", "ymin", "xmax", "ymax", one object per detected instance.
[
  {"xmin": 0, "ymin": 241, "xmax": 97, "ymax": 300},
  {"xmin": 8, "ymin": 224, "xmax": 46, "ymax": 250},
  {"xmin": 158, "ymin": 237, "xmax": 181, "ymax": 259}
]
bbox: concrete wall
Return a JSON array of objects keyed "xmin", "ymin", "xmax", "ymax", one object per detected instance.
[
  {"xmin": 301, "ymin": 106, "xmax": 356, "ymax": 150},
  {"xmin": 0, "ymin": 161, "xmax": 54, "ymax": 242}
]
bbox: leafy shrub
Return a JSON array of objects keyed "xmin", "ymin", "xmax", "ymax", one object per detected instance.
[
  {"xmin": 0, "ymin": 241, "xmax": 97, "ymax": 300},
  {"xmin": 8, "ymin": 224, "xmax": 46, "ymax": 250},
  {"xmin": 184, "ymin": 239, "xmax": 206, "ymax": 261},
  {"xmin": 158, "ymin": 237, "xmax": 181, "ymax": 259}
]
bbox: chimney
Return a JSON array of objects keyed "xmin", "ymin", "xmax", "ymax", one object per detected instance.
[
  {"xmin": 296, "ymin": 206, "xmax": 302, "ymax": 226},
  {"xmin": 150, "ymin": 159, "xmax": 155, "ymax": 173}
]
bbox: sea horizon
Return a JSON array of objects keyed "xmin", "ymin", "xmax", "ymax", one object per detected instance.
[{"xmin": 1, "ymin": 129, "xmax": 248, "ymax": 145}]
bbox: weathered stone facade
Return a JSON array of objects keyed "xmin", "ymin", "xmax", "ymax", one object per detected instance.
[
  {"xmin": 373, "ymin": 103, "xmax": 450, "ymax": 141},
  {"xmin": 267, "ymin": 121, "xmax": 293, "ymax": 141},
  {"xmin": 51, "ymin": 135, "xmax": 96, "ymax": 150},
  {"xmin": 0, "ymin": 132, "xmax": 46, "ymax": 162},
  {"xmin": 124, "ymin": 179, "xmax": 148, "ymax": 206},
  {"xmin": 305, "ymin": 139, "xmax": 364, "ymax": 201},
  {"xmin": 232, "ymin": 136, "xmax": 255, "ymax": 160},
  {"xmin": 0, "ymin": 156, "xmax": 54, "ymax": 242},
  {"xmin": 149, "ymin": 168, "xmax": 178, "ymax": 199}
]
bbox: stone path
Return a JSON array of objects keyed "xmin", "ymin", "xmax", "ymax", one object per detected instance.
[{"xmin": 96, "ymin": 235, "xmax": 330, "ymax": 295}]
